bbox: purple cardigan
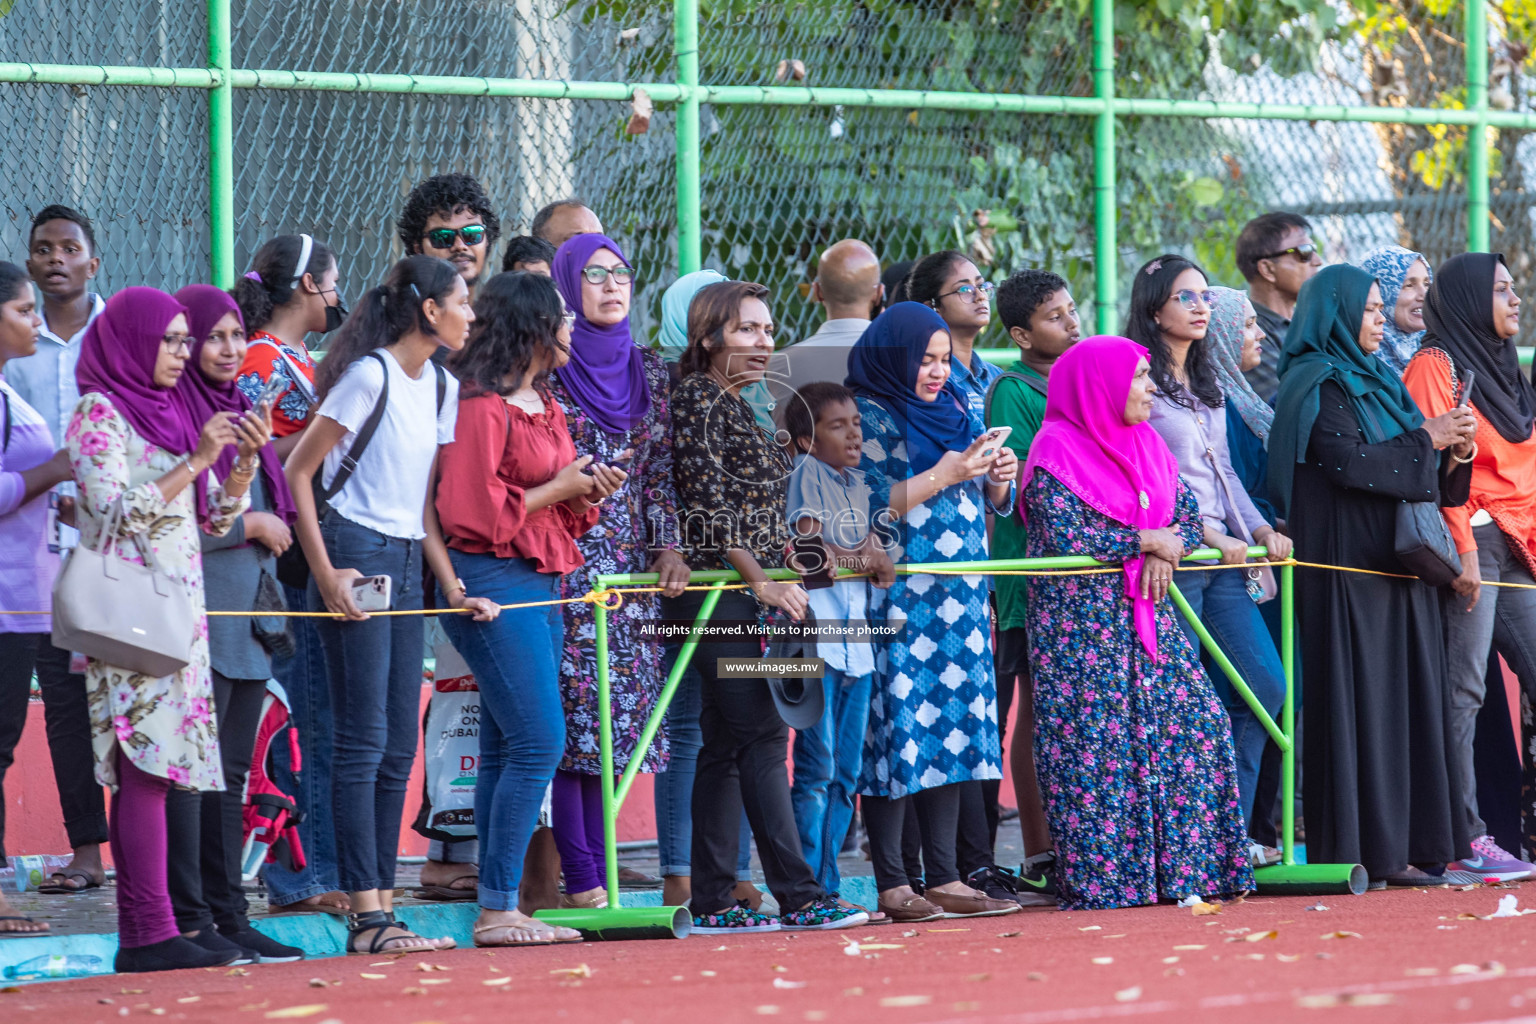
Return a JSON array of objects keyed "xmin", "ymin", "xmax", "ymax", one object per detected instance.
[{"xmin": 0, "ymin": 375, "xmax": 60, "ymax": 632}]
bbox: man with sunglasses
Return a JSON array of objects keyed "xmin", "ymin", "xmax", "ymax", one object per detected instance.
[
  {"xmin": 399, "ymin": 173, "xmax": 502, "ymax": 294},
  {"xmin": 1235, "ymin": 211, "xmax": 1323, "ymax": 402}
]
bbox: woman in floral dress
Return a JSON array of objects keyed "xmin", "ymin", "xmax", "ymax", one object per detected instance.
[
  {"xmin": 67, "ymin": 288, "xmax": 268, "ymax": 971},
  {"xmin": 1021, "ymin": 335, "xmax": 1252, "ymax": 911},
  {"xmin": 546, "ymin": 233, "xmax": 689, "ymax": 905}
]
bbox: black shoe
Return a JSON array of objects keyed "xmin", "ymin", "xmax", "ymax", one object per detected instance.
[
  {"xmin": 219, "ymin": 923, "xmax": 304, "ymax": 963},
  {"xmin": 967, "ymin": 865, "xmax": 1054, "ymax": 907},
  {"xmin": 115, "ymin": 935, "xmax": 238, "ymax": 974},
  {"xmin": 184, "ymin": 927, "xmax": 255, "ymax": 965},
  {"xmin": 1015, "ymin": 857, "xmax": 1060, "ymax": 904}
]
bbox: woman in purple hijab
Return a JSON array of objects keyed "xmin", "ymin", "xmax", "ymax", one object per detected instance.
[
  {"xmin": 164, "ymin": 284, "xmax": 304, "ymax": 964},
  {"xmin": 66, "ymin": 286, "xmax": 271, "ymax": 972},
  {"xmin": 543, "ymin": 233, "xmax": 687, "ymax": 907}
]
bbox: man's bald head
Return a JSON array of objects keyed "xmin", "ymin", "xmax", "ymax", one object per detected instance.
[
  {"xmin": 813, "ymin": 239, "xmax": 883, "ymax": 319},
  {"xmin": 532, "ymin": 200, "xmax": 604, "ymax": 248}
]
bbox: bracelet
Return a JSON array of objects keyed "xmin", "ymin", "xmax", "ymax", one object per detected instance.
[
  {"xmin": 230, "ymin": 456, "xmax": 259, "ymax": 477},
  {"xmin": 182, "ymin": 459, "xmax": 203, "ymax": 477},
  {"xmin": 1451, "ymin": 442, "xmax": 1478, "ymax": 465},
  {"xmin": 446, "ymin": 577, "xmax": 467, "ymax": 597}
]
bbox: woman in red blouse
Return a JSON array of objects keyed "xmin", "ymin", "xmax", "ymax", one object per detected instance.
[{"xmin": 433, "ymin": 272, "xmax": 627, "ymax": 946}]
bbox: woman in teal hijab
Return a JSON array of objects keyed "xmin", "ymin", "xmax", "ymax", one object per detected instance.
[
  {"xmin": 659, "ymin": 269, "xmax": 777, "ymax": 431},
  {"xmin": 1271, "ymin": 262, "xmax": 1477, "ymax": 886}
]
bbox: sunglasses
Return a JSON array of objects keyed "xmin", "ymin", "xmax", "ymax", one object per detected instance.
[
  {"xmin": 1258, "ymin": 242, "xmax": 1320, "ymax": 263},
  {"xmin": 1173, "ymin": 289, "xmax": 1218, "ymax": 310},
  {"xmin": 935, "ymin": 281, "xmax": 995, "ymax": 304},
  {"xmin": 423, "ymin": 225, "xmax": 487, "ymax": 249},
  {"xmin": 581, "ymin": 264, "xmax": 636, "ymax": 285}
]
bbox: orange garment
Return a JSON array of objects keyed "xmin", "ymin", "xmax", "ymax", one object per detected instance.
[{"xmin": 1403, "ymin": 347, "xmax": 1536, "ymax": 574}]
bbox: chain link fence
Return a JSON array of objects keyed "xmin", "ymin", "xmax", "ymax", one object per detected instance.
[{"xmin": 0, "ymin": 0, "xmax": 1526, "ymax": 346}]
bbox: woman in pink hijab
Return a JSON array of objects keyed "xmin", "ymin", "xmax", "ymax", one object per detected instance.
[{"xmin": 1020, "ymin": 336, "xmax": 1253, "ymax": 910}]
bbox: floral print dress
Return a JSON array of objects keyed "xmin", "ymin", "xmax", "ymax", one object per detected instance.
[
  {"xmin": 1023, "ymin": 470, "xmax": 1253, "ymax": 910},
  {"xmin": 67, "ymin": 393, "xmax": 247, "ymax": 791},
  {"xmin": 547, "ymin": 350, "xmax": 679, "ymax": 774},
  {"xmin": 854, "ymin": 398, "xmax": 1003, "ymax": 800}
]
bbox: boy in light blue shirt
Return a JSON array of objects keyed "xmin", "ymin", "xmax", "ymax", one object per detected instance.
[{"xmin": 783, "ymin": 382, "xmax": 894, "ymax": 897}]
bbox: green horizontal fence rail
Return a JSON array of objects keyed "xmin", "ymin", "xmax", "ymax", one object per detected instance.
[
  {"xmin": 0, "ymin": 0, "xmax": 1503, "ymax": 327},
  {"xmin": 577, "ymin": 550, "xmax": 1361, "ymax": 934}
]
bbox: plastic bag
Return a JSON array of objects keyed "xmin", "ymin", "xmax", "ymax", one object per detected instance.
[{"xmin": 420, "ymin": 640, "xmax": 480, "ymax": 839}]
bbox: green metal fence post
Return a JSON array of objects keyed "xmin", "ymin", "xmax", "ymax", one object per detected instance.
[
  {"xmin": 1280, "ymin": 562, "xmax": 1296, "ymax": 867},
  {"xmin": 674, "ymin": 0, "xmax": 701, "ymax": 274},
  {"xmin": 1091, "ymin": 0, "xmax": 1116, "ymax": 333},
  {"xmin": 1466, "ymin": 0, "xmax": 1489, "ymax": 251},
  {"xmin": 207, "ymin": 0, "xmax": 235, "ymax": 287}
]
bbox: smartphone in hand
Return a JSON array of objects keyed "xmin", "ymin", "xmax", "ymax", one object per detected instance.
[
  {"xmin": 1458, "ymin": 369, "xmax": 1476, "ymax": 408},
  {"xmin": 970, "ymin": 425, "xmax": 1013, "ymax": 460},
  {"xmin": 350, "ymin": 574, "xmax": 392, "ymax": 612}
]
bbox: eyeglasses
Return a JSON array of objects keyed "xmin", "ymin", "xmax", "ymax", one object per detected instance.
[
  {"xmin": 581, "ymin": 264, "xmax": 636, "ymax": 285},
  {"xmin": 423, "ymin": 225, "xmax": 487, "ymax": 249},
  {"xmin": 1258, "ymin": 242, "xmax": 1320, "ymax": 263},
  {"xmin": 935, "ymin": 281, "xmax": 995, "ymax": 304},
  {"xmin": 160, "ymin": 334, "xmax": 193, "ymax": 353},
  {"xmin": 1173, "ymin": 289, "xmax": 1218, "ymax": 310},
  {"xmin": 548, "ymin": 311, "xmax": 577, "ymax": 329}
]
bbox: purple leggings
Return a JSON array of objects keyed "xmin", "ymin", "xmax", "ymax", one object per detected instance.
[
  {"xmin": 110, "ymin": 757, "xmax": 180, "ymax": 949},
  {"xmin": 551, "ymin": 770, "xmax": 607, "ymax": 895}
]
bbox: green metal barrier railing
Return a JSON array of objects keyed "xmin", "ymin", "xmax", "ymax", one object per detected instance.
[
  {"xmin": 1, "ymin": 0, "xmax": 1506, "ymax": 332},
  {"xmin": 554, "ymin": 547, "xmax": 1363, "ymax": 937}
]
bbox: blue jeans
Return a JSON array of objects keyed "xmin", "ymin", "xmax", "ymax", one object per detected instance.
[
  {"xmin": 311, "ymin": 516, "xmax": 424, "ymax": 893},
  {"xmin": 1177, "ymin": 563, "xmax": 1287, "ymax": 823},
  {"xmin": 436, "ymin": 552, "xmax": 565, "ymax": 911},
  {"xmin": 262, "ymin": 583, "xmax": 342, "ymax": 905},
  {"xmin": 790, "ymin": 669, "xmax": 873, "ymax": 893},
  {"xmin": 653, "ymin": 643, "xmax": 753, "ymax": 881}
]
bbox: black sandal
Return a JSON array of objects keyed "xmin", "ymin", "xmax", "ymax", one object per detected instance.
[
  {"xmin": 0, "ymin": 915, "xmax": 50, "ymax": 936},
  {"xmin": 345, "ymin": 910, "xmax": 443, "ymax": 955}
]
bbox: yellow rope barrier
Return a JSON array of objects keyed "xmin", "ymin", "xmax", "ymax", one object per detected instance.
[{"xmin": 9, "ymin": 556, "xmax": 1531, "ymax": 619}]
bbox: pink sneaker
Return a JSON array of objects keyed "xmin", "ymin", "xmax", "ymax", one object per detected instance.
[{"xmin": 1448, "ymin": 835, "xmax": 1536, "ymax": 882}]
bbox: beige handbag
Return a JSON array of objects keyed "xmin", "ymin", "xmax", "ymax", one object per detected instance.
[{"xmin": 52, "ymin": 502, "xmax": 195, "ymax": 677}]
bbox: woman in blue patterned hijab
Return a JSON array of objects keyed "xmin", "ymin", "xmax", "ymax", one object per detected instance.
[{"xmin": 1357, "ymin": 245, "xmax": 1432, "ymax": 375}]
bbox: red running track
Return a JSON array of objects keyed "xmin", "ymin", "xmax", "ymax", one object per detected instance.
[{"xmin": 8, "ymin": 886, "xmax": 1536, "ymax": 1024}]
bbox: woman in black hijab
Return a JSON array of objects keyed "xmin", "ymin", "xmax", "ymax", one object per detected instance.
[{"xmin": 1403, "ymin": 252, "xmax": 1536, "ymax": 881}]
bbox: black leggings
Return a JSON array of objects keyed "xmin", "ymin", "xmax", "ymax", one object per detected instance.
[
  {"xmin": 863, "ymin": 785, "xmax": 962, "ymax": 893},
  {"xmin": 166, "ymin": 672, "xmax": 267, "ymax": 932}
]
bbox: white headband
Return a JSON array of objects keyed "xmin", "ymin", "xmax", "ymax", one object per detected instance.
[{"xmin": 291, "ymin": 233, "xmax": 314, "ymax": 285}]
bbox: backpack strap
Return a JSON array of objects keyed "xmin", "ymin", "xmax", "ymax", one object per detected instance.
[
  {"xmin": 983, "ymin": 370, "xmax": 1048, "ymax": 427},
  {"xmin": 435, "ymin": 362, "xmax": 446, "ymax": 414},
  {"xmin": 316, "ymin": 351, "xmax": 391, "ymax": 507},
  {"xmin": 1, "ymin": 387, "xmax": 10, "ymax": 454}
]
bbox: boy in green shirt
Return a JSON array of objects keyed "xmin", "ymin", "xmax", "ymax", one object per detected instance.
[{"xmin": 984, "ymin": 269, "xmax": 1080, "ymax": 898}]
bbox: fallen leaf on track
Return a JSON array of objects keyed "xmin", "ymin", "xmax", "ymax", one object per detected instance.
[
  {"xmin": 1173, "ymin": 944, "xmax": 1207, "ymax": 951},
  {"xmin": 1115, "ymin": 987, "xmax": 1142, "ymax": 1003},
  {"xmin": 1277, "ymin": 955, "xmax": 1301, "ymax": 963},
  {"xmin": 1191, "ymin": 901, "xmax": 1223, "ymax": 916},
  {"xmin": 176, "ymin": 997, "xmax": 201, "ymax": 1004},
  {"xmin": 1162, "ymin": 957, "xmax": 1179, "ymax": 964},
  {"xmin": 1319, "ymin": 931, "xmax": 1361, "ymax": 939},
  {"xmin": 361, "ymin": 973, "xmax": 387, "ymax": 980},
  {"xmin": 1245, "ymin": 930, "xmax": 1279, "ymax": 942},
  {"xmin": 1027, "ymin": 973, "xmax": 1046, "ymax": 982},
  {"xmin": 879, "ymin": 996, "xmax": 932, "ymax": 1008},
  {"xmin": 1091, "ymin": 957, "xmax": 1114, "ymax": 965},
  {"xmin": 858, "ymin": 944, "xmax": 905, "ymax": 950},
  {"xmin": 1079, "ymin": 925, "xmax": 1102, "ymax": 931},
  {"xmin": 772, "ymin": 979, "xmax": 806, "ymax": 990},
  {"xmin": 550, "ymin": 965, "xmax": 593, "ymax": 979},
  {"xmin": 264, "ymin": 1006, "xmax": 329, "ymax": 1019}
]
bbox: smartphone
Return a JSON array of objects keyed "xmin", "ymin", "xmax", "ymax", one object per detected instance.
[
  {"xmin": 1458, "ymin": 369, "xmax": 1476, "ymax": 408},
  {"xmin": 973, "ymin": 425, "xmax": 1012, "ymax": 460},
  {"xmin": 350, "ymin": 574, "xmax": 392, "ymax": 612},
  {"xmin": 254, "ymin": 371, "xmax": 291, "ymax": 412}
]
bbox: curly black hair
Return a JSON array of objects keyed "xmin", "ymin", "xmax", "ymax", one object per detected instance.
[
  {"xmin": 501, "ymin": 234, "xmax": 557, "ymax": 274},
  {"xmin": 449, "ymin": 271, "xmax": 567, "ymax": 399},
  {"xmin": 398, "ymin": 173, "xmax": 502, "ymax": 255},
  {"xmin": 30, "ymin": 204, "xmax": 96, "ymax": 256},
  {"xmin": 996, "ymin": 268, "xmax": 1069, "ymax": 334}
]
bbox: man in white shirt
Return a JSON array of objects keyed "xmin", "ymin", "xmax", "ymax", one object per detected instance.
[
  {"xmin": 5, "ymin": 204, "xmax": 109, "ymax": 897},
  {"xmin": 767, "ymin": 239, "xmax": 883, "ymax": 409}
]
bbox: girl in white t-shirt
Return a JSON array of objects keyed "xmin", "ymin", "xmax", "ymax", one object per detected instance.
[{"xmin": 285, "ymin": 255, "xmax": 498, "ymax": 956}]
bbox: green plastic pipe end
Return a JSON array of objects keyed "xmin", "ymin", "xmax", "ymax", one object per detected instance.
[
  {"xmin": 533, "ymin": 905, "xmax": 692, "ymax": 940},
  {"xmin": 1252, "ymin": 862, "xmax": 1368, "ymax": 897}
]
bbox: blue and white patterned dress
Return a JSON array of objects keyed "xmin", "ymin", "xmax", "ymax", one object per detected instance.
[{"xmin": 854, "ymin": 398, "xmax": 1003, "ymax": 799}]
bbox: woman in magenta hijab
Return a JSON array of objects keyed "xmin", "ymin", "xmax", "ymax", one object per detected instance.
[
  {"xmin": 1020, "ymin": 336, "xmax": 1252, "ymax": 910},
  {"xmin": 67, "ymin": 287, "xmax": 270, "ymax": 971}
]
